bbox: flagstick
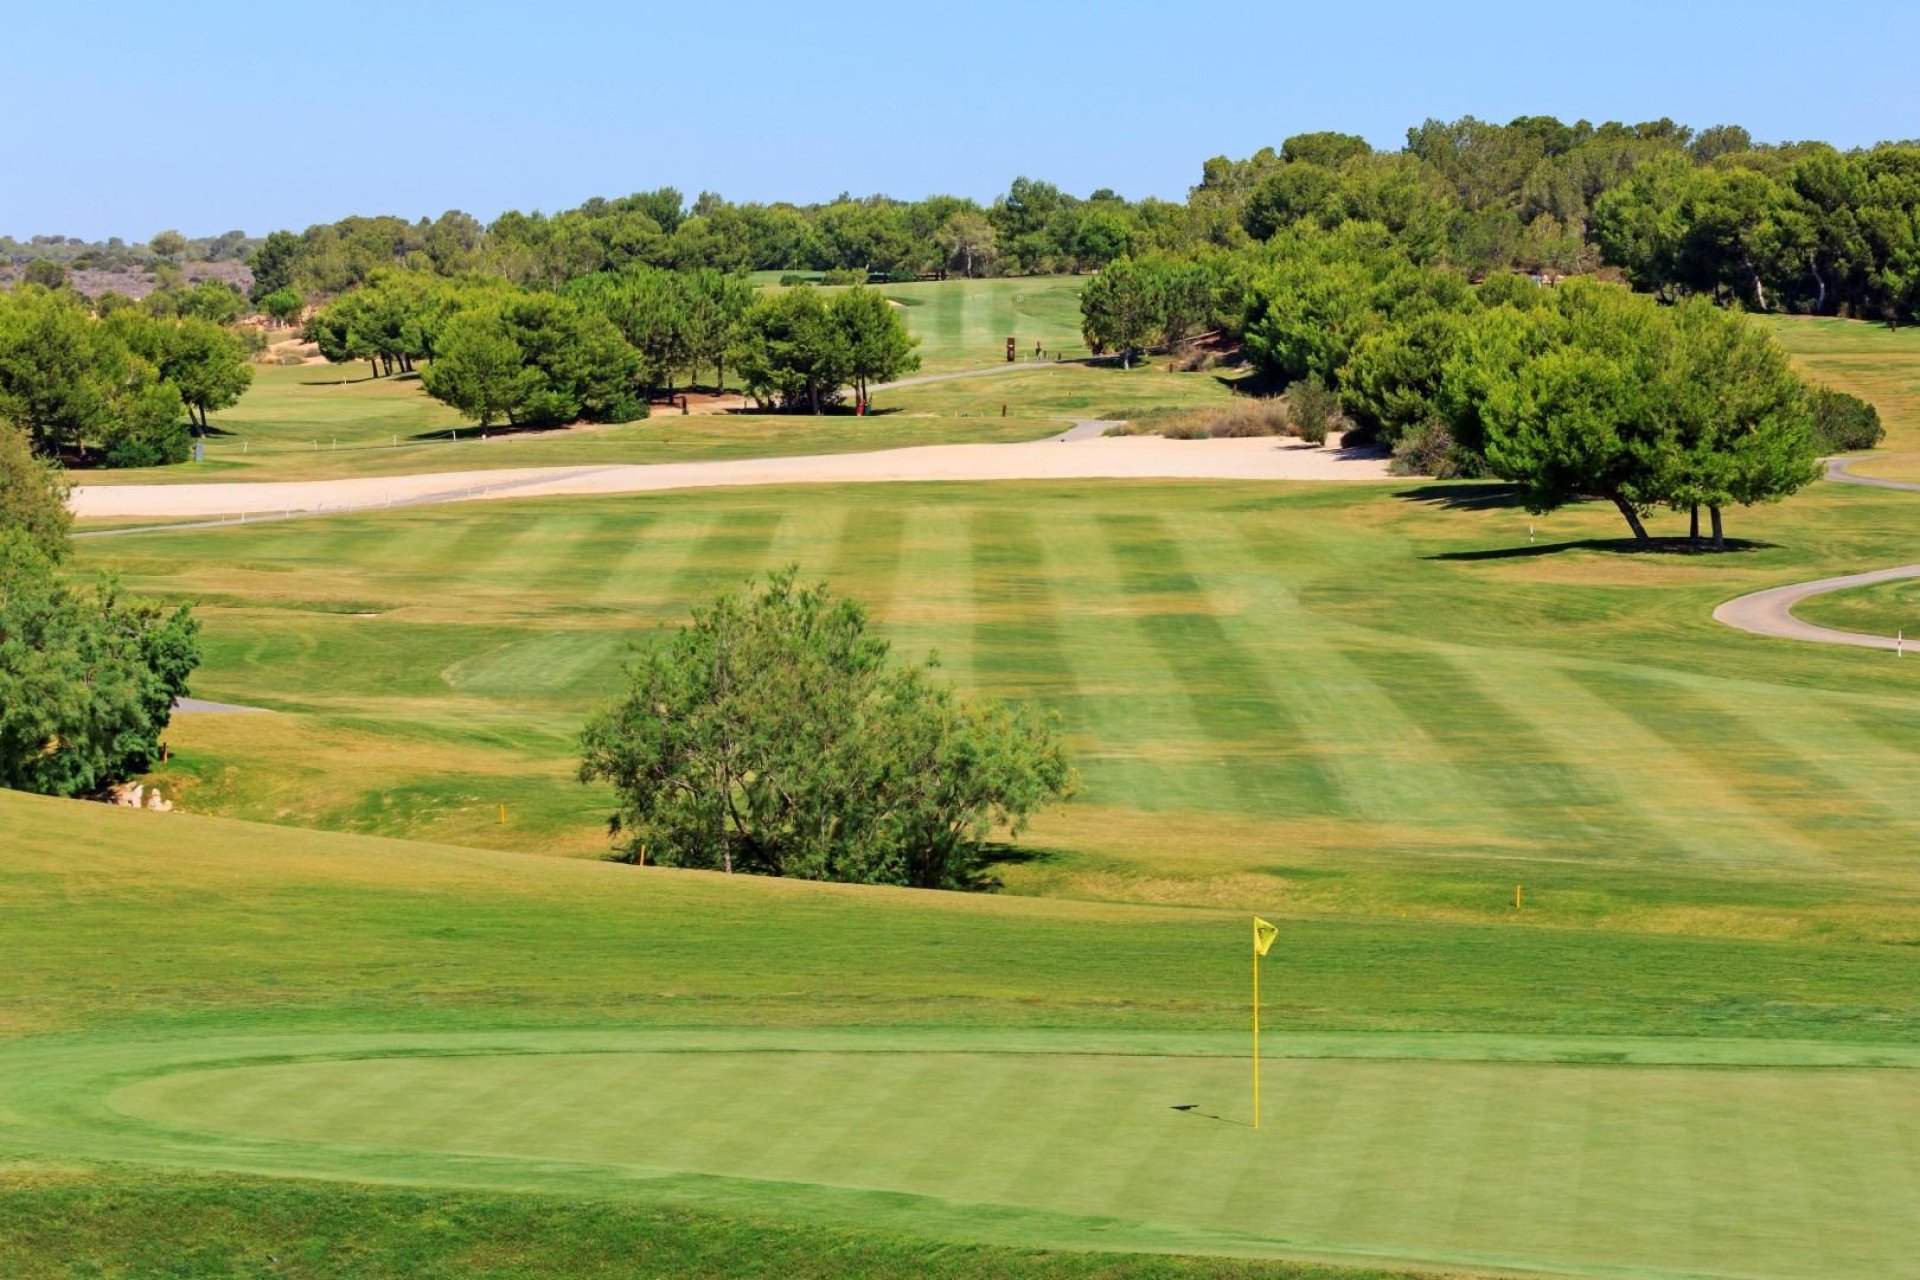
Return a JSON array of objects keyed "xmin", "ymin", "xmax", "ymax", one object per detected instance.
[{"xmin": 1252, "ymin": 934, "xmax": 1261, "ymax": 1130}]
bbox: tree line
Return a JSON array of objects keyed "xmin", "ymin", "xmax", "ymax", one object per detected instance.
[
  {"xmin": 209, "ymin": 115, "xmax": 1916, "ymax": 329},
  {"xmin": 304, "ymin": 268, "xmax": 921, "ymax": 428}
]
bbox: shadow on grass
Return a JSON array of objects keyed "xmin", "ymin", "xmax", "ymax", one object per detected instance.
[
  {"xmin": 1430, "ymin": 536, "xmax": 1777, "ymax": 562},
  {"xmin": 1393, "ymin": 482, "xmax": 1526, "ymax": 510},
  {"xmin": 1171, "ymin": 1104, "xmax": 1251, "ymax": 1128}
]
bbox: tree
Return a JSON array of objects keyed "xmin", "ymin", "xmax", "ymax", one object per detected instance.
[
  {"xmin": 261, "ymin": 287, "xmax": 305, "ymax": 327},
  {"xmin": 1078, "ymin": 258, "xmax": 1159, "ymax": 359},
  {"xmin": 832, "ymin": 286, "xmax": 920, "ymax": 407},
  {"xmin": 682, "ymin": 269, "xmax": 754, "ymax": 392},
  {"xmin": 0, "ymin": 531, "xmax": 200, "ymax": 797},
  {"xmin": 248, "ymin": 230, "xmax": 308, "ymax": 302},
  {"xmin": 419, "ymin": 309, "xmax": 529, "ymax": 428},
  {"xmin": 1659, "ymin": 298, "xmax": 1820, "ymax": 546},
  {"xmin": 420, "ymin": 291, "xmax": 644, "ymax": 428},
  {"xmin": 1442, "ymin": 282, "xmax": 1817, "ymax": 544},
  {"xmin": 0, "ymin": 286, "xmax": 119, "ymax": 456},
  {"xmin": 148, "ymin": 229, "xmax": 187, "ymax": 261},
  {"xmin": 935, "ymin": 210, "xmax": 997, "ymax": 278},
  {"xmin": 729, "ymin": 287, "xmax": 853, "ymax": 413},
  {"xmin": 579, "ymin": 569, "xmax": 1074, "ymax": 888},
  {"xmin": 115, "ymin": 314, "xmax": 253, "ymax": 431},
  {"xmin": 0, "ymin": 424, "xmax": 70, "ymax": 560}
]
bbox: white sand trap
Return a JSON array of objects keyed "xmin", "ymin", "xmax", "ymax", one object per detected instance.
[{"xmin": 70, "ymin": 435, "xmax": 1393, "ymax": 521}]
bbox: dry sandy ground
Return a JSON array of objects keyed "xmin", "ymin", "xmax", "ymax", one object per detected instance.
[{"xmin": 71, "ymin": 435, "xmax": 1394, "ymax": 520}]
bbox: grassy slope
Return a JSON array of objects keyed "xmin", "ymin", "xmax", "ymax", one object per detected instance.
[
  {"xmin": 7, "ymin": 793, "xmax": 1920, "ymax": 1278},
  {"xmin": 1764, "ymin": 315, "xmax": 1920, "ymax": 472}
]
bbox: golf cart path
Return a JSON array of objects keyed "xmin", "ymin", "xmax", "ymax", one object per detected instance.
[
  {"xmin": 1711, "ymin": 457, "xmax": 1920, "ymax": 650},
  {"xmin": 71, "ymin": 430, "xmax": 1391, "ymax": 525}
]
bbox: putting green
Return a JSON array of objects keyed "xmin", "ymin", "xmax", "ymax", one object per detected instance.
[{"xmin": 10, "ymin": 1029, "xmax": 1914, "ymax": 1278}]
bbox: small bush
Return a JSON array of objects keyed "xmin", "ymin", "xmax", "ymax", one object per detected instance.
[
  {"xmin": 1285, "ymin": 376, "xmax": 1344, "ymax": 446},
  {"xmin": 1810, "ymin": 386, "xmax": 1884, "ymax": 452},
  {"xmin": 1160, "ymin": 421, "xmax": 1211, "ymax": 439},
  {"xmin": 1390, "ymin": 418, "xmax": 1481, "ymax": 478},
  {"xmin": 820, "ymin": 267, "xmax": 865, "ymax": 286}
]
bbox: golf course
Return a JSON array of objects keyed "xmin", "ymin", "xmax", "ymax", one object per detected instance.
[{"xmin": 5, "ymin": 262, "xmax": 1920, "ymax": 1280}]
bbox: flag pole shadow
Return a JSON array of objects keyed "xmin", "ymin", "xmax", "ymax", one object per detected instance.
[{"xmin": 1170, "ymin": 1104, "xmax": 1252, "ymax": 1128}]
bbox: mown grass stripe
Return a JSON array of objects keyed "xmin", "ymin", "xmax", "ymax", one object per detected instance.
[
  {"xmin": 1499, "ymin": 661, "xmax": 1831, "ymax": 871},
  {"xmin": 1342, "ymin": 646, "xmax": 1659, "ymax": 859},
  {"xmin": 1038, "ymin": 508, "xmax": 1243, "ymax": 816},
  {"xmin": 1096, "ymin": 512, "xmax": 1345, "ymax": 819},
  {"xmin": 666, "ymin": 504, "xmax": 784, "ymax": 600},
  {"xmin": 1565, "ymin": 666, "xmax": 1919, "ymax": 857}
]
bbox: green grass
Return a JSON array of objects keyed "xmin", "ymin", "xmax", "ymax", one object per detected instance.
[
  {"xmin": 6, "ymin": 793, "xmax": 1920, "ymax": 1277},
  {"xmin": 76, "ymin": 474, "xmax": 1920, "ymax": 941},
  {"xmin": 1792, "ymin": 575, "xmax": 1920, "ymax": 637},
  {"xmin": 21, "ymin": 311, "xmax": 1920, "ymax": 1276},
  {"xmin": 80, "ymin": 364, "xmax": 1065, "ymax": 484},
  {"xmin": 1763, "ymin": 314, "xmax": 1920, "ymax": 476},
  {"xmin": 0, "ymin": 1169, "xmax": 1427, "ymax": 1280},
  {"xmin": 805, "ymin": 275, "xmax": 1090, "ymax": 373}
]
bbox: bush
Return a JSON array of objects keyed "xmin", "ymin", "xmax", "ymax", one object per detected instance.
[
  {"xmin": 1389, "ymin": 418, "xmax": 1480, "ymax": 478},
  {"xmin": 820, "ymin": 267, "xmax": 865, "ymax": 286},
  {"xmin": 580, "ymin": 570, "xmax": 1074, "ymax": 889},
  {"xmin": 1285, "ymin": 376, "xmax": 1344, "ymax": 445},
  {"xmin": 1810, "ymin": 386, "xmax": 1884, "ymax": 452}
]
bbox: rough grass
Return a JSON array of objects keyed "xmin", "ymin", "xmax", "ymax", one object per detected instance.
[{"xmin": 0, "ymin": 1168, "xmax": 1441, "ymax": 1280}]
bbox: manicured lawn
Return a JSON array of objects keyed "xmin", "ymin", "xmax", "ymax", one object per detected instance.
[
  {"xmin": 6, "ymin": 792, "xmax": 1920, "ymax": 1278},
  {"xmin": 69, "ymin": 473, "xmax": 1920, "ymax": 943}
]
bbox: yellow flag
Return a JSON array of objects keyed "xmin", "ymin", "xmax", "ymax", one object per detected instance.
[{"xmin": 1253, "ymin": 916, "xmax": 1278, "ymax": 957}]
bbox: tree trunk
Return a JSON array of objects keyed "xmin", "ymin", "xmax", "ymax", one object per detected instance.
[
  {"xmin": 1745, "ymin": 255, "xmax": 1768, "ymax": 311},
  {"xmin": 1810, "ymin": 255, "xmax": 1829, "ymax": 314},
  {"xmin": 1689, "ymin": 504, "xmax": 1700, "ymax": 543},
  {"xmin": 1709, "ymin": 504, "xmax": 1726, "ymax": 550},
  {"xmin": 1610, "ymin": 494, "xmax": 1652, "ymax": 545}
]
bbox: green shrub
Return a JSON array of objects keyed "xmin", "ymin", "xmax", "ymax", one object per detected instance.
[
  {"xmin": 1286, "ymin": 376, "xmax": 1344, "ymax": 445},
  {"xmin": 1810, "ymin": 386, "xmax": 1884, "ymax": 452}
]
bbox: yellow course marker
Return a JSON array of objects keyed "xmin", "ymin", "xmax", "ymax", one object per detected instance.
[
  {"xmin": 498, "ymin": 804, "xmax": 507, "ymax": 826},
  {"xmin": 1252, "ymin": 916, "xmax": 1278, "ymax": 1129}
]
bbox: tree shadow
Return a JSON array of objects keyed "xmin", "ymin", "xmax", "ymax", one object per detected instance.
[
  {"xmin": 297, "ymin": 373, "xmax": 378, "ymax": 386},
  {"xmin": 1393, "ymin": 482, "xmax": 1527, "ymax": 510},
  {"xmin": 969, "ymin": 842, "xmax": 1056, "ymax": 892},
  {"xmin": 1430, "ymin": 536, "xmax": 1777, "ymax": 562}
]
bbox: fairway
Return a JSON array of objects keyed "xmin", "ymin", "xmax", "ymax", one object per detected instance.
[
  {"xmin": 7, "ymin": 1025, "xmax": 1919, "ymax": 1278},
  {"xmin": 80, "ymin": 474, "xmax": 1920, "ymax": 941}
]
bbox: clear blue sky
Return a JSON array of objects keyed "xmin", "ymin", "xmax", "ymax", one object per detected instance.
[{"xmin": 6, "ymin": 0, "xmax": 1917, "ymax": 241}]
